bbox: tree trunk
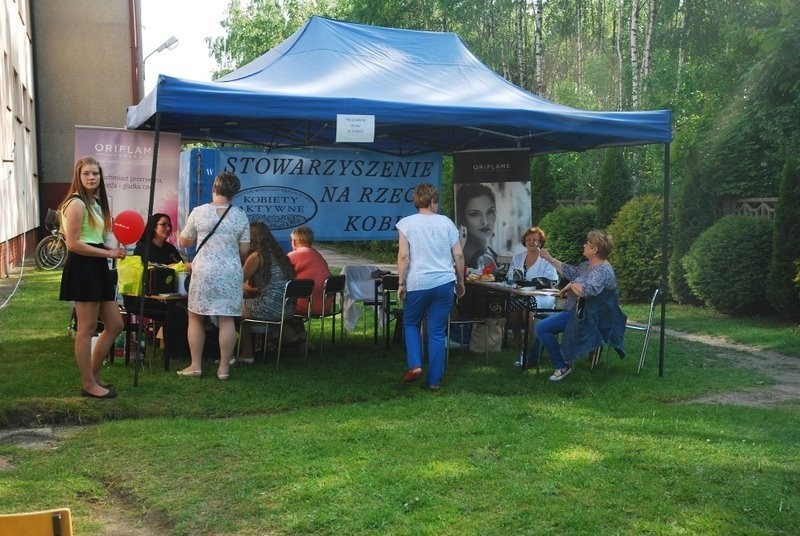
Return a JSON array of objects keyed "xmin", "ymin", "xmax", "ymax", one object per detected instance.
[
  {"xmin": 616, "ymin": 1, "xmax": 624, "ymax": 109},
  {"xmin": 577, "ymin": 0, "xmax": 584, "ymax": 90},
  {"xmin": 515, "ymin": 0, "xmax": 526, "ymax": 87},
  {"xmin": 534, "ymin": 0, "xmax": 544, "ymax": 95},
  {"xmin": 641, "ymin": 0, "xmax": 656, "ymax": 93},
  {"xmin": 630, "ymin": 0, "xmax": 641, "ymax": 109},
  {"xmin": 676, "ymin": 0, "xmax": 685, "ymax": 96}
]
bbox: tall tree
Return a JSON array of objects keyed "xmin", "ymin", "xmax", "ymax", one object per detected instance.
[
  {"xmin": 630, "ymin": 0, "xmax": 641, "ymax": 108},
  {"xmin": 640, "ymin": 0, "xmax": 656, "ymax": 91},
  {"xmin": 615, "ymin": 1, "xmax": 624, "ymax": 109},
  {"xmin": 530, "ymin": 155, "xmax": 556, "ymax": 225},
  {"xmin": 595, "ymin": 148, "xmax": 632, "ymax": 227},
  {"xmin": 668, "ymin": 149, "xmax": 716, "ymax": 304},
  {"xmin": 766, "ymin": 160, "xmax": 800, "ymax": 321},
  {"xmin": 514, "ymin": 0, "xmax": 526, "ymax": 87},
  {"xmin": 533, "ymin": 0, "xmax": 544, "ymax": 94}
]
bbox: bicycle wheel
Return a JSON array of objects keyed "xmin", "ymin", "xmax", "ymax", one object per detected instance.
[{"xmin": 35, "ymin": 235, "xmax": 67, "ymax": 270}]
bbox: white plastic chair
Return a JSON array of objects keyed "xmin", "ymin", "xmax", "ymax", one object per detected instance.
[{"xmin": 633, "ymin": 288, "xmax": 660, "ymax": 374}]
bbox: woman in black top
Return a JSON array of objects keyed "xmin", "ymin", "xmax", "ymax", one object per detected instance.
[{"xmin": 133, "ymin": 213, "xmax": 182, "ymax": 265}]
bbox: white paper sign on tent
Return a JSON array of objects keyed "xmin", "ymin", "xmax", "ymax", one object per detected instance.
[{"xmin": 336, "ymin": 114, "xmax": 375, "ymax": 142}]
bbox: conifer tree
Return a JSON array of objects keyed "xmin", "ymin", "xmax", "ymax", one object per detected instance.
[
  {"xmin": 530, "ymin": 155, "xmax": 556, "ymax": 225},
  {"xmin": 766, "ymin": 158, "xmax": 800, "ymax": 320},
  {"xmin": 595, "ymin": 149, "xmax": 632, "ymax": 228}
]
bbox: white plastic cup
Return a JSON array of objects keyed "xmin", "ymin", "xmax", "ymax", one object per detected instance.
[{"xmin": 177, "ymin": 272, "xmax": 188, "ymax": 295}]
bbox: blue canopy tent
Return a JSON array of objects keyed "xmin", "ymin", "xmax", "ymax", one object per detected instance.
[
  {"xmin": 126, "ymin": 16, "xmax": 672, "ymax": 378},
  {"xmin": 128, "ymin": 16, "xmax": 671, "ymax": 155}
]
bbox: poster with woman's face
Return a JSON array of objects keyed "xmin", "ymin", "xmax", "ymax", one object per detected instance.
[
  {"xmin": 453, "ymin": 149, "xmax": 532, "ymax": 269},
  {"xmin": 455, "ymin": 181, "xmax": 531, "ymax": 269}
]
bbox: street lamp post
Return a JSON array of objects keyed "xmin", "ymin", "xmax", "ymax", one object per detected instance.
[{"xmin": 143, "ymin": 35, "xmax": 179, "ymax": 78}]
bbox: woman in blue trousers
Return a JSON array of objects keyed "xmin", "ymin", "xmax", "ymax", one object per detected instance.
[{"xmin": 396, "ymin": 183, "xmax": 466, "ymax": 390}]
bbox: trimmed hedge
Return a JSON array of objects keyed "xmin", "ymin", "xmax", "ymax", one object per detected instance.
[
  {"xmin": 682, "ymin": 216, "xmax": 773, "ymax": 315},
  {"xmin": 607, "ymin": 195, "xmax": 664, "ymax": 301},
  {"xmin": 538, "ymin": 205, "xmax": 597, "ymax": 265}
]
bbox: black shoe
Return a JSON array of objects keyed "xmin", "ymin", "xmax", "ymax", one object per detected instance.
[{"xmin": 81, "ymin": 388, "xmax": 118, "ymax": 399}]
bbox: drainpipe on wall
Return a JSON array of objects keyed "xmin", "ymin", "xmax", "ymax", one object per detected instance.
[{"xmin": 129, "ymin": 0, "xmax": 142, "ymax": 104}]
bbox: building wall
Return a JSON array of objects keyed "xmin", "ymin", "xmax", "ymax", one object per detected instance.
[
  {"xmin": 1, "ymin": 0, "xmax": 38, "ymax": 276},
  {"xmin": 33, "ymin": 0, "xmax": 140, "ymax": 214},
  {"xmin": 0, "ymin": 0, "xmax": 140, "ymax": 276}
]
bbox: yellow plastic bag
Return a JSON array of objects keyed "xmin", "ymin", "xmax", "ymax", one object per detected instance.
[
  {"xmin": 169, "ymin": 260, "xmax": 187, "ymax": 274},
  {"xmin": 117, "ymin": 255, "xmax": 144, "ymax": 296}
]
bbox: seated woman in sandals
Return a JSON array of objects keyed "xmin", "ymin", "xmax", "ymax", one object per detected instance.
[{"xmin": 238, "ymin": 222, "xmax": 299, "ymax": 363}]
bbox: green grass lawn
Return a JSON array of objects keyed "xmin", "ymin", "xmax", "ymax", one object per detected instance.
[{"xmin": 0, "ymin": 269, "xmax": 798, "ymax": 535}]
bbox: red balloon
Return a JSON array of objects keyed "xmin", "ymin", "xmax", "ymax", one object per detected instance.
[{"xmin": 112, "ymin": 210, "xmax": 146, "ymax": 245}]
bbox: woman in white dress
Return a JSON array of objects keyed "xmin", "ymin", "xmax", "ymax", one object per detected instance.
[{"xmin": 178, "ymin": 172, "xmax": 250, "ymax": 380}]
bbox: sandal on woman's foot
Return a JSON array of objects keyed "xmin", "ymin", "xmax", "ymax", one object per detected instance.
[
  {"xmin": 217, "ymin": 372, "xmax": 230, "ymax": 381},
  {"xmin": 403, "ymin": 367, "xmax": 423, "ymax": 382},
  {"xmin": 237, "ymin": 357, "xmax": 255, "ymax": 364},
  {"xmin": 177, "ymin": 369, "xmax": 202, "ymax": 377}
]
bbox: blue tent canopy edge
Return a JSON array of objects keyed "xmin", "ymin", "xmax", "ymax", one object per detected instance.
[{"xmin": 126, "ymin": 16, "xmax": 672, "ymax": 156}]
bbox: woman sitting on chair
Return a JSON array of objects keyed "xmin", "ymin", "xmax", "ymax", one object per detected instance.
[
  {"xmin": 287, "ymin": 225, "xmax": 331, "ymax": 316},
  {"xmin": 527, "ymin": 230, "xmax": 622, "ymax": 381},
  {"xmin": 238, "ymin": 222, "xmax": 299, "ymax": 362},
  {"xmin": 506, "ymin": 226, "xmax": 558, "ymax": 351},
  {"xmin": 133, "ymin": 213, "xmax": 182, "ymax": 265}
]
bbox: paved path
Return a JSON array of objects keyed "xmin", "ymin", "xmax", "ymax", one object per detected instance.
[{"xmin": 316, "ymin": 247, "xmax": 395, "ymax": 272}]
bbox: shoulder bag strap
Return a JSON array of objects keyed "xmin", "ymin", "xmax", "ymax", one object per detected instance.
[{"xmin": 194, "ymin": 204, "xmax": 233, "ymax": 256}]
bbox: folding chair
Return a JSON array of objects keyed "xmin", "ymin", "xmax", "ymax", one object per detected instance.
[
  {"xmin": 591, "ymin": 288, "xmax": 659, "ymax": 372},
  {"xmin": 312, "ymin": 274, "xmax": 346, "ymax": 356},
  {"xmin": 634, "ymin": 288, "xmax": 660, "ymax": 373},
  {"xmin": 0, "ymin": 508, "xmax": 73, "ymax": 535},
  {"xmin": 236, "ymin": 279, "xmax": 315, "ymax": 371}
]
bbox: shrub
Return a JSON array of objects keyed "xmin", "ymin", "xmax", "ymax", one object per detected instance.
[
  {"xmin": 538, "ymin": 205, "xmax": 597, "ymax": 265},
  {"xmin": 607, "ymin": 195, "xmax": 664, "ymax": 301},
  {"xmin": 683, "ymin": 216, "xmax": 773, "ymax": 315}
]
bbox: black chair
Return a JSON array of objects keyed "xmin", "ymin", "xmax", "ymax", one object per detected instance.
[
  {"xmin": 311, "ymin": 274, "xmax": 346, "ymax": 356},
  {"xmin": 447, "ymin": 297, "xmax": 489, "ymax": 364},
  {"xmin": 236, "ymin": 278, "xmax": 315, "ymax": 371}
]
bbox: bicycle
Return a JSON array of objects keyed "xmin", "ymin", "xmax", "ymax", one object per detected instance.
[{"xmin": 34, "ymin": 208, "xmax": 67, "ymax": 270}]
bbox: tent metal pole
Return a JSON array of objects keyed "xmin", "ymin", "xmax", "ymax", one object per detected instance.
[
  {"xmin": 134, "ymin": 112, "xmax": 162, "ymax": 387},
  {"xmin": 658, "ymin": 142, "xmax": 670, "ymax": 377}
]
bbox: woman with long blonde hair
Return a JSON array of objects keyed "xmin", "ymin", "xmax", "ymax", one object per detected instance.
[{"xmin": 59, "ymin": 156, "xmax": 126, "ymax": 398}]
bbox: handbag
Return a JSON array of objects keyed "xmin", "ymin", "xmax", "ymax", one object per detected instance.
[{"xmin": 184, "ymin": 205, "xmax": 233, "ymax": 292}]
